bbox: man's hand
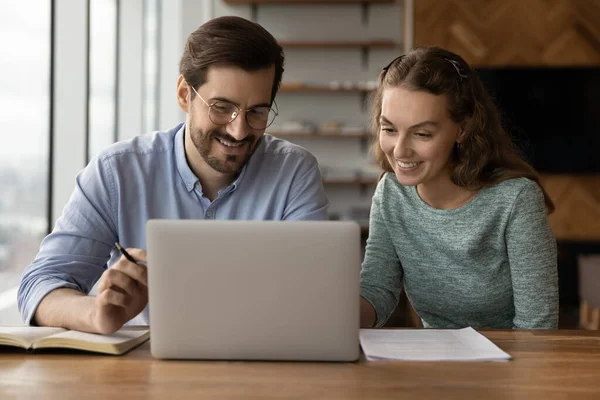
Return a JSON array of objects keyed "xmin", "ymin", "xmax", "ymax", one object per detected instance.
[{"xmin": 91, "ymin": 248, "xmax": 148, "ymax": 334}]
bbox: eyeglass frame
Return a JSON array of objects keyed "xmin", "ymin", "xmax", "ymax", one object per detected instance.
[{"xmin": 189, "ymin": 84, "xmax": 279, "ymax": 130}]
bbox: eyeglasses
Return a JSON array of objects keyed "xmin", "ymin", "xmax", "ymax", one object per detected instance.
[{"xmin": 190, "ymin": 85, "xmax": 278, "ymax": 130}]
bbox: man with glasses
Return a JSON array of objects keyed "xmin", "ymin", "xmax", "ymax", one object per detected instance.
[{"xmin": 18, "ymin": 16, "xmax": 329, "ymax": 334}]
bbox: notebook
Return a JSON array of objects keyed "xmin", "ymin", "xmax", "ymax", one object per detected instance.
[
  {"xmin": 146, "ymin": 220, "xmax": 361, "ymax": 361},
  {"xmin": 0, "ymin": 326, "xmax": 149, "ymax": 355}
]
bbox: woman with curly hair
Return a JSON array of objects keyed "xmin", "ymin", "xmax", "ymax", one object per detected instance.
[{"xmin": 359, "ymin": 46, "xmax": 558, "ymax": 329}]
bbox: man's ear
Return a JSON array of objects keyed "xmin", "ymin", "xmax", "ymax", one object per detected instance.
[{"xmin": 176, "ymin": 75, "xmax": 190, "ymax": 113}]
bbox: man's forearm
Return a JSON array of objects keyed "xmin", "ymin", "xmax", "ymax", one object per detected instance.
[{"xmin": 33, "ymin": 288, "xmax": 98, "ymax": 332}]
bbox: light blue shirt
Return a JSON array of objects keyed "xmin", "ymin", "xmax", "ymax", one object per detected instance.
[{"xmin": 18, "ymin": 123, "xmax": 329, "ymax": 325}]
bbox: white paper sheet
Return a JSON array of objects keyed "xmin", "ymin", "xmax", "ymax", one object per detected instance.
[{"xmin": 359, "ymin": 327, "xmax": 511, "ymax": 361}]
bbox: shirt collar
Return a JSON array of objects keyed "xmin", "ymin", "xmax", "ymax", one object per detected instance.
[
  {"xmin": 228, "ymin": 163, "xmax": 247, "ymax": 192},
  {"xmin": 174, "ymin": 123, "xmax": 199, "ymax": 193}
]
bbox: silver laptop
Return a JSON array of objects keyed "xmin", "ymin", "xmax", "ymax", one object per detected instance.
[{"xmin": 146, "ymin": 220, "xmax": 361, "ymax": 361}]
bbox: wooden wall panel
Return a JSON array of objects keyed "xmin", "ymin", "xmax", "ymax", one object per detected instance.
[
  {"xmin": 541, "ymin": 175, "xmax": 600, "ymax": 242},
  {"xmin": 414, "ymin": 0, "xmax": 600, "ymax": 67},
  {"xmin": 414, "ymin": 0, "xmax": 600, "ymax": 242}
]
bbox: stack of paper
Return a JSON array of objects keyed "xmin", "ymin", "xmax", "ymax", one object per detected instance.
[{"xmin": 359, "ymin": 327, "xmax": 511, "ymax": 361}]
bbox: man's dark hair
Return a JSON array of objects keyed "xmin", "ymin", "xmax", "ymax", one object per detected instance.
[{"xmin": 179, "ymin": 16, "xmax": 284, "ymax": 103}]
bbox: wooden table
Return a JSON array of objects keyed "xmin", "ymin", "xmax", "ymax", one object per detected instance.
[{"xmin": 2, "ymin": 330, "xmax": 600, "ymax": 399}]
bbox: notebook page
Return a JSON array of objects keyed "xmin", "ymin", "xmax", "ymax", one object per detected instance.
[
  {"xmin": 46, "ymin": 328, "xmax": 149, "ymax": 344},
  {"xmin": 0, "ymin": 326, "xmax": 66, "ymax": 347},
  {"xmin": 359, "ymin": 327, "xmax": 511, "ymax": 361}
]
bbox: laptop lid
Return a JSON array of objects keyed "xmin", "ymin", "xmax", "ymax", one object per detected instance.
[{"xmin": 146, "ymin": 220, "xmax": 361, "ymax": 361}]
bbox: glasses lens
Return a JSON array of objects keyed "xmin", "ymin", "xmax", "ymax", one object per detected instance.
[
  {"xmin": 208, "ymin": 101, "xmax": 278, "ymax": 129},
  {"xmin": 209, "ymin": 101, "xmax": 238, "ymax": 125},
  {"xmin": 246, "ymin": 107, "xmax": 277, "ymax": 130}
]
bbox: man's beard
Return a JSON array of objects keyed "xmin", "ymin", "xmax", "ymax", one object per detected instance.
[{"xmin": 189, "ymin": 125, "xmax": 259, "ymax": 174}]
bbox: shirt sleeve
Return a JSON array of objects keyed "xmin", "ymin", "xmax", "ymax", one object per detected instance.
[
  {"xmin": 506, "ymin": 180, "xmax": 559, "ymax": 329},
  {"xmin": 282, "ymin": 155, "xmax": 329, "ymax": 221},
  {"xmin": 17, "ymin": 155, "xmax": 118, "ymax": 325},
  {"xmin": 359, "ymin": 177, "xmax": 404, "ymax": 327}
]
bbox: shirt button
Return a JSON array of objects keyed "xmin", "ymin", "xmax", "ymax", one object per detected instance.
[
  {"xmin": 206, "ymin": 210, "xmax": 214, "ymax": 217},
  {"xmin": 187, "ymin": 183, "xmax": 193, "ymax": 190}
]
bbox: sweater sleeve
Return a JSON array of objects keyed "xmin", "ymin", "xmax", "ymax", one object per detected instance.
[
  {"xmin": 360, "ymin": 177, "xmax": 404, "ymax": 327},
  {"xmin": 505, "ymin": 180, "xmax": 559, "ymax": 329}
]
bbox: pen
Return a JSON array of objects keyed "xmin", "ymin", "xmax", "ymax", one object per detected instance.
[{"xmin": 115, "ymin": 242, "xmax": 146, "ymax": 265}]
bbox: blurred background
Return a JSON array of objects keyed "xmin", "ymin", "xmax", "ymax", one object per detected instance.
[{"xmin": 1, "ymin": 0, "xmax": 599, "ymax": 328}]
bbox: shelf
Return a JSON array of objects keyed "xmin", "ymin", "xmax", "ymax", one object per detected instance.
[
  {"xmin": 278, "ymin": 40, "xmax": 401, "ymax": 69},
  {"xmin": 280, "ymin": 84, "xmax": 374, "ymax": 93},
  {"xmin": 278, "ymin": 40, "xmax": 397, "ymax": 49},
  {"xmin": 323, "ymin": 179, "xmax": 377, "ymax": 185},
  {"xmin": 224, "ymin": 0, "xmax": 395, "ymax": 4},
  {"xmin": 224, "ymin": 0, "xmax": 399, "ymax": 25},
  {"xmin": 268, "ymin": 131, "xmax": 370, "ymax": 138}
]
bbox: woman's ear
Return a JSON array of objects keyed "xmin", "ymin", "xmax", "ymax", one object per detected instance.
[
  {"xmin": 176, "ymin": 75, "xmax": 190, "ymax": 113},
  {"xmin": 456, "ymin": 120, "xmax": 468, "ymax": 144}
]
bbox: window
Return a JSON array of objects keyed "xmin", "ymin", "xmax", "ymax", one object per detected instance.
[
  {"xmin": 143, "ymin": 0, "xmax": 160, "ymax": 133},
  {"xmin": 88, "ymin": 0, "xmax": 118, "ymax": 161},
  {"xmin": 0, "ymin": 1, "xmax": 51, "ymax": 324}
]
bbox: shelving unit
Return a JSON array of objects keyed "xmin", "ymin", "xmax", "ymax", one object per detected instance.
[
  {"xmin": 268, "ymin": 131, "xmax": 370, "ymax": 138},
  {"xmin": 269, "ymin": 130, "xmax": 374, "ymax": 152},
  {"xmin": 279, "ymin": 40, "xmax": 399, "ymax": 67},
  {"xmin": 224, "ymin": 0, "xmax": 399, "ymax": 24},
  {"xmin": 278, "ymin": 40, "xmax": 397, "ymax": 49},
  {"xmin": 324, "ymin": 179, "xmax": 377, "ymax": 185},
  {"xmin": 280, "ymin": 84, "xmax": 373, "ymax": 93},
  {"xmin": 221, "ymin": 0, "xmax": 406, "ymax": 234},
  {"xmin": 223, "ymin": 0, "xmax": 395, "ymax": 4}
]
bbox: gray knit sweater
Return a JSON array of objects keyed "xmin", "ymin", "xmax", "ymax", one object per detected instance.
[{"xmin": 360, "ymin": 173, "xmax": 558, "ymax": 329}]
